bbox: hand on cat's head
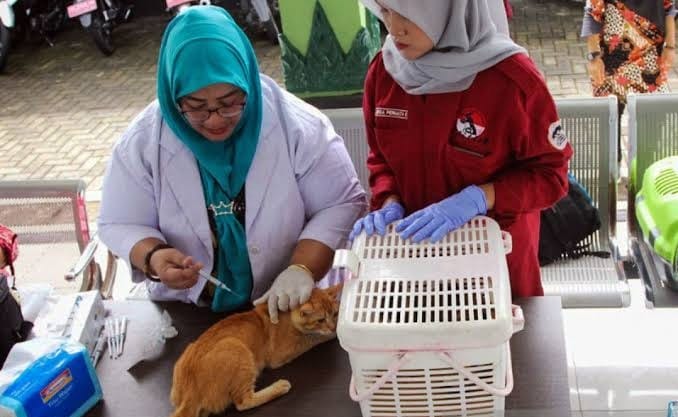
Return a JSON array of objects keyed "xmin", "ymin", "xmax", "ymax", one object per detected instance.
[{"xmin": 288, "ymin": 285, "xmax": 342, "ymax": 335}]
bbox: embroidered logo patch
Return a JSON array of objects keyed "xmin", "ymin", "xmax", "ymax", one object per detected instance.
[
  {"xmin": 456, "ymin": 109, "xmax": 486, "ymax": 140},
  {"xmin": 548, "ymin": 120, "xmax": 568, "ymax": 150},
  {"xmin": 375, "ymin": 107, "xmax": 408, "ymax": 120}
]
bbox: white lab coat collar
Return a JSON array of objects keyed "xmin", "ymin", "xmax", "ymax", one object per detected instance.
[{"xmin": 159, "ymin": 99, "xmax": 279, "ymax": 253}]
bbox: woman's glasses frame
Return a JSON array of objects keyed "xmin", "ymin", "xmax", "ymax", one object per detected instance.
[{"xmin": 176, "ymin": 93, "xmax": 247, "ymax": 124}]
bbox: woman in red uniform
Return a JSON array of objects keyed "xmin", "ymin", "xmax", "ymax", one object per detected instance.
[{"xmin": 350, "ymin": 0, "xmax": 573, "ymax": 297}]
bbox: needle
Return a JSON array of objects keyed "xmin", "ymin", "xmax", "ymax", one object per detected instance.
[
  {"xmin": 106, "ymin": 320, "xmax": 114, "ymax": 359},
  {"xmin": 198, "ymin": 270, "xmax": 235, "ymax": 294},
  {"xmin": 113, "ymin": 319, "xmax": 121, "ymax": 357},
  {"xmin": 117, "ymin": 317, "xmax": 127, "ymax": 357},
  {"xmin": 91, "ymin": 328, "xmax": 106, "ymax": 367}
]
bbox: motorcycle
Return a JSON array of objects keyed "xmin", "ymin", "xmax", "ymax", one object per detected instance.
[
  {"xmin": 164, "ymin": 0, "xmax": 279, "ymax": 45},
  {"xmin": 238, "ymin": 0, "xmax": 279, "ymax": 45},
  {"xmin": 0, "ymin": 0, "xmax": 17, "ymax": 71},
  {"xmin": 166, "ymin": 0, "xmax": 212, "ymax": 16},
  {"xmin": 0, "ymin": 0, "xmax": 68, "ymax": 72},
  {"xmin": 67, "ymin": 0, "xmax": 132, "ymax": 56}
]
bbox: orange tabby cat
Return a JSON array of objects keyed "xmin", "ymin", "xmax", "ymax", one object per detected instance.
[{"xmin": 169, "ymin": 285, "xmax": 341, "ymax": 417}]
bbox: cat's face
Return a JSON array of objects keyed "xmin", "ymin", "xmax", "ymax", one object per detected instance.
[{"xmin": 290, "ymin": 286, "xmax": 341, "ymax": 335}]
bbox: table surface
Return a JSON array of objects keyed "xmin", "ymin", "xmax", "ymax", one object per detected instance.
[{"xmin": 87, "ymin": 296, "xmax": 570, "ymax": 417}]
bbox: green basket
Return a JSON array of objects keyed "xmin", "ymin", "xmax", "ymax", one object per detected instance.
[{"xmin": 635, "ymin": 156, "xmax": 678, "ymax": 272}]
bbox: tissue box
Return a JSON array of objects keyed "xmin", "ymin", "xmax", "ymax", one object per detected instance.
[
  {"xmin": 44, "ymin": 291, "xmax": 106, "ymax": 355},
  {"xmin": 0, "ymin": 343, "xmax": 102, "ymax": 417}
]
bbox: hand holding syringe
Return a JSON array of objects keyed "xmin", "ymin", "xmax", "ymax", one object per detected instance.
[{"xmin": 145, "ymin": 245, "xmax": 234, "ymax": 293}]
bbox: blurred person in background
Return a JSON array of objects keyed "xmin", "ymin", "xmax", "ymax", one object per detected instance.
[{"xmin": 582, "ymin": 0, "xmax": 676, "ymax": 161}]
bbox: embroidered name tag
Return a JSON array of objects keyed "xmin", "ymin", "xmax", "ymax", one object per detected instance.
[{"xmin": 375, "ymin": 107, "xmax": 408, "ymax": 120}]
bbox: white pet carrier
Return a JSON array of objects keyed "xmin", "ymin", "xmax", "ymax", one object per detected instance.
[{"xmin": 335, "ymin": 216, "xmax": 524, "ymax": 417}]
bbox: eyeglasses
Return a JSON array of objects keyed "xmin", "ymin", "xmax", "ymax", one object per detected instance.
[{"xmin": 178, "ymin": 95, "xmax": 247, "ymax": 123}]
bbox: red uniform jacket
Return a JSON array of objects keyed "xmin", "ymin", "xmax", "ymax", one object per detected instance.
[{"xmin": 363, "ymin": 52, "xmax": 573, "ymax": 297}]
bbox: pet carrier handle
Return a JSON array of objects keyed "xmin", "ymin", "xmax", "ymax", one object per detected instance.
[
  {"xmin": 512, "ymin": 305, "xmax": 524, "ymax": 333},
  {"xmin": 348, "ymin": 352, "xmax": 411, "ymax": 402},
  {"xmin": 348, "ymin": 346, "xmax": 515, "ymax": 402},
  {"xmin": 501, "ymin": 231, "xmax": 512, "ymax": 255},
  {"xmin": 332, "ymin": 249, "xmax": 360, "ymax": 277},
  {"xmin": 437, "ymin": 343, "xmax": 514, "ymax": 397}
]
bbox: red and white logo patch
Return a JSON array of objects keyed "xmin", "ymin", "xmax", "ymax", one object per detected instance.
[
  {"xmin": 548, "ymin": 120, "xmax": 568, "ymax": 150},
  {"xmin": 375, "ymin": 107, "xmax": 408, "ymax": 120},
  {"xmin": 456, "ymin": 109, "xmax": 486, "ymax": 140}
]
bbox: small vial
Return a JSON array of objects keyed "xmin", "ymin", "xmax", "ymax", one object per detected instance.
[{"xmin": 326, "ymin": 266, "xmax": 354, "ymax": 287}]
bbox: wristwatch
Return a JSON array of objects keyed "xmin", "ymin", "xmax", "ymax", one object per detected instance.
[
  {"xmin": 586, "ymin": 51, "xmax": 601, "ymax": 62},
  {"xmin": 142, "ymin": 243, "xmax": 172, "ymax": 281}
]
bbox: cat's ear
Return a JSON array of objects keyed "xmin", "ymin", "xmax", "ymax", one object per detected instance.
[
  {"xmin": 326, "ymin": 283, "xmax": 343, "ymax": 301},
  {"xmin": 299, "ymin": 304, "xmax": 314, "ymax": 318}
]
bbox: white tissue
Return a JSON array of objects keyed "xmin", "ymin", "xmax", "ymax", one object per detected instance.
[
  {"xmin": 141, "ymin": 310, "xmax": 177, "ymax": 360},
  {"xmin": 16, "ymin": 284, "xmax": 52, "ymax": 323}
]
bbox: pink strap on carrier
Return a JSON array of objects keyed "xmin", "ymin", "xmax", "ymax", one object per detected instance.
[{"xmin": 347, "ymin": 305, "xmax": 525, "ymax": 402}]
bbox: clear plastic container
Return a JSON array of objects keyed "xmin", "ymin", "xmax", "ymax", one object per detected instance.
[{"xmin": 669, "ymin": 400, "xmax": 678, "ymax": 417}]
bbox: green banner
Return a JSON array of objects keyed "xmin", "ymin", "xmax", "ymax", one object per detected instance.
[{"xmin": 279, "ymin": 1, "xmax": 380, "ymax": 97}]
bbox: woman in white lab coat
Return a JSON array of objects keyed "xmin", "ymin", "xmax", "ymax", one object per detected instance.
[{"xmin": 98, "ymin": 6, "xmax": 366, "ymax": 322}]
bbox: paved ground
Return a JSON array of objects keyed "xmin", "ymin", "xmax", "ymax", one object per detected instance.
[{"xmin": 1, "ymin": 0, "xmax": 677, "ymax": 221}]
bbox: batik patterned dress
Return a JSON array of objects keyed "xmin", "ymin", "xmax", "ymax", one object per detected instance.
[{"xmin": 588, "ymin": 0, "xmax": 674, "ymax": 103}]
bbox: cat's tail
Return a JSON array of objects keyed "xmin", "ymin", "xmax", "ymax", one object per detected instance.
[
  {"xmin": 170, "ymin": 385, "xmax": 198, "ymax": 417},
  {"xmin": 170, "ymin": 382, "xmax": 179, "ymax": 408},
  {"xmin": 169, "ymin": 403, "xmax": 197, "ymax": 417}
]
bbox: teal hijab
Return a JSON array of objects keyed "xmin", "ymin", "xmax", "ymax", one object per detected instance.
[{"xmin": 157, "ymin": 6, "xmax": 262, "ymax": 312}]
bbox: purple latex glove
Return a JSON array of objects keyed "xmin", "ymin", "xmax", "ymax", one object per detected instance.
[
  {"xmin": 349, "ymin": 201, "xmax": 405, "ymax": 240},
  {"xmin": 396, "ymin": 185, "xmax": 487, "ymax": 243}
]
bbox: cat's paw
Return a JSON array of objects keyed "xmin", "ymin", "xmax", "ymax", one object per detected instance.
[{"xmin": 273, "ymin": 379, "xmax": 292, "ymax": 394}]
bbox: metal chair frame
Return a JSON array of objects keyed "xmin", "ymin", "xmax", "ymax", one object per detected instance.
[{"xmin": 0, "ymin": 179, "xmax": 116, "ymax": 298}]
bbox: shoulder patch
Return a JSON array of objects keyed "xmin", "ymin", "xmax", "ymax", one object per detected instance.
[{"xmin": 548, "ymin": 120, "xmax": 568, "ymax": 150}]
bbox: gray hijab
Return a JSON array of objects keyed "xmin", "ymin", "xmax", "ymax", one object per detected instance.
[{"xmin": 361, "ymin": 0, "xmax": 527, "ymax": 94}]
